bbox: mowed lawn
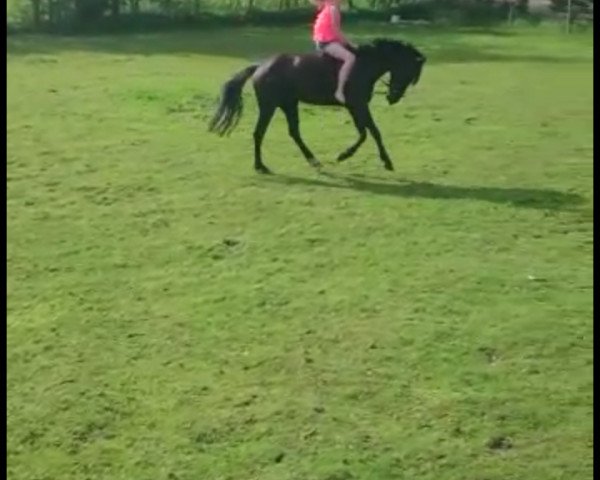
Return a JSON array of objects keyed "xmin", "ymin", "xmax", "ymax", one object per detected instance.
[{"xmin": 7, "ymin": 24, "xmax": 593, "ymax": 480}]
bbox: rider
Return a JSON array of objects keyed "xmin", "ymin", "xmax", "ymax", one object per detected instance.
[{"xmin": 311, "ymin": 0, "xmax": 356, "ymax": 104}]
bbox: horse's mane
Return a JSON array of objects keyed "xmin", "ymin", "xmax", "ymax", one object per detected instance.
[{"xmin": 355, "ymin": 38, "xmax": 425, "ymax": 62}]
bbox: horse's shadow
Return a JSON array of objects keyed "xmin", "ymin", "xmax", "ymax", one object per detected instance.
[{"xmin": 261, "ymin": 170, "xmax": 585, "ymax": 211}]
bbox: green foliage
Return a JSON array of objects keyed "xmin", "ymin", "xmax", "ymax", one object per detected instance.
[
  {"xmin": 7, "ymin": 0, "xmax": 538, "ymax": 31},
  {"xmin": 74, "ymin": 0, "xmax": 110, "ymax": 21},
  {"xmin": 549, "ymin": 0, "xmax": 593, "ymax": 16}
]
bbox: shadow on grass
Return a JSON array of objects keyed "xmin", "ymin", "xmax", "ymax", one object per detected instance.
[
  {"xmin": 262, "ymin": 171, "xmax": 585, "ymax": 210},
  {"xmin": 6, "ymin": 25, "xmax": 592, "ymax": 65}
]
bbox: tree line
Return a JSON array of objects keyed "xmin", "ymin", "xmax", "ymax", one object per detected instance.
[{"xmin": 7, "ymin": 0, "xmax": 591, "ymax": 32}]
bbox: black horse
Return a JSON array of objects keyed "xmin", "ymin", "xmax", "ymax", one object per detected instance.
[{"xmin": 209, "ymin": 38, "xmax": 426, "ymax": 174}]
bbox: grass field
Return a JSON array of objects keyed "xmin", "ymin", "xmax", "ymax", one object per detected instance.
[{"xmin": 7, "ymin": 24, "xmax": 593, "ymax": 480}]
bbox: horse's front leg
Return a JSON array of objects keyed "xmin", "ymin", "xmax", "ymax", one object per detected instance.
[
  {"xmin": 364, "ymin": 107, "xmax": 394, "ymax": 171},
  {"xmin": 337, "ymin": 105, "xmax": 367, "ymax": 162}
]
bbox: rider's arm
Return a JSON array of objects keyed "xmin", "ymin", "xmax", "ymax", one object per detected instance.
[{"xmin": 330, "ymin": 5, "xmax": 353, "ymax": 47}]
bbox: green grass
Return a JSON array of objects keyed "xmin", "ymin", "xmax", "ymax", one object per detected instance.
[{"xmin": 7, "ymin": 24, "xmax": 593, "ymax": 480}]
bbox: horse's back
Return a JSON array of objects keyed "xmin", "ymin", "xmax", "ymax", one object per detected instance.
[
  {"xmin": 253, "ymin": 52, "xmax": 336, "ymax": 80},
  {"xmin": 251, "ymin": 54, "xmax": 288, "ymax": 78},
  {"xmin": 251, "ymin": 51, "xmax": 341, "ymax": 105}
]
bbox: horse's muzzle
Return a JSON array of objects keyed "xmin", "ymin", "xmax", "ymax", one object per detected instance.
[
  {"xmin": 387, "ymin": 94, "xmax": 401, "ymax": 105},
  {"xmin": 386, "ymin": 83, "xmax": 404, "ymax": 105}
]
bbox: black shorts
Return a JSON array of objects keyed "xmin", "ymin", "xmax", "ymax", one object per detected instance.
[
  {"xmin": 315, "ymin": 41, "xmax": 351, "ymax": 53},
  {"xmin": 315, "ymin": 41, "xmax": 333, "ymax": 51}
]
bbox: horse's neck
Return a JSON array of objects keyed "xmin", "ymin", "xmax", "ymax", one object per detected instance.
[{"xmin": 357, "ymin": 57, "xmax": 389, "ymax": 91}]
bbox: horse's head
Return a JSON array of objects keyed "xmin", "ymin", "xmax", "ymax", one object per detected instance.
[{"xmin": 367, "ymin": 39, "xmax": 426, "ymax": 105}]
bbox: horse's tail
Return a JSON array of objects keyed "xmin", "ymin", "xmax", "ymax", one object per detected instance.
[{"xmin": 208, "ymin": 64, "xmax": 259, "ymax": 137}]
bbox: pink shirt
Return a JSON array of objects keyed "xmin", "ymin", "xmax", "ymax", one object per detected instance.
[{"xmin": 312, "ymin": 4, "xmax": 342, "ymax": 43}]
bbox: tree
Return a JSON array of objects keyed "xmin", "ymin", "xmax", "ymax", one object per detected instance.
[
  {"xmin": 110, "ymin": 0, "xmax": 120, "ymax": 17},
  {"xmin": 129, "ymin": 0, "xmax": 140, "ymax": 14},
  {"xmin": 74, "ymin": 0, "xmax": 108, "ymax": 21},
  {"xmin": 31, "ymin": 0, "xmax": 42, "ymax": 27}
]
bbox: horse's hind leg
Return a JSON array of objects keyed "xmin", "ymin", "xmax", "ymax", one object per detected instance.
[
  {"xmin": 253, "ymin": 102, "xmax": 276, "ymax": 174},
  {"xmin": 281, "ymin": 102, "xmax": 321, "ymax": 169}
]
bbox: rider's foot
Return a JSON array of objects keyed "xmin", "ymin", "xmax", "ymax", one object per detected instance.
[{"xmin": 335, "ymin": 90, "xmax": 345, "ymax": 104}]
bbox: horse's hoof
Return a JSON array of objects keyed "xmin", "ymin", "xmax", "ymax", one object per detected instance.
[
  {"xmin": 308, "ymin": 158, "xmax": 322, "ymax": 169},
  {"xmin": 384, "ymin": 162, "xmax": 395, "ymax": 171},
  {"xmin": 255, "ymin": 165, "xmax": 273, "ymax": 175}
]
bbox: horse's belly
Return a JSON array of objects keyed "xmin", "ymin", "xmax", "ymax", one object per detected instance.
[
  {"xmin": 295, "ymin": 78, "xmax": 337, "ymax": 105},
  {"xmin": 299, "ymin": 96, "xmax": 339, "ymax": 107}
]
